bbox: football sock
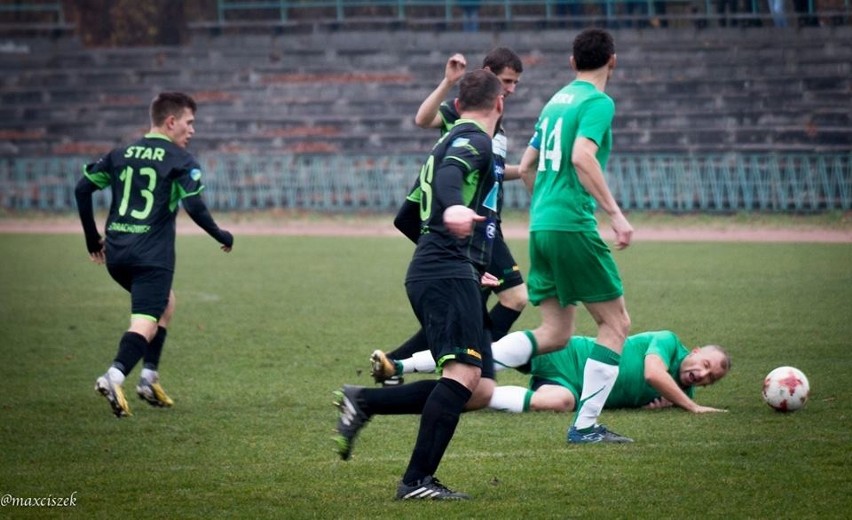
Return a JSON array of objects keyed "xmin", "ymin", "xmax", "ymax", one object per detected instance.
[
  {"xmin": 143, "ymin": 326, "xmax": 167, "ymax": 370},
  {"xmin": 140, "ymin": 368, "xmax": 157, "ymax": 382},
  {"xmin": 106, "ymin": 366, "xmax": 125, "ymax": 385},
  {"xmin": 111, "ymin": 331, "xmax": 148, "ymax": 377},
  {"xmin": 489, "ymin": 302, "xmax": 522, "ymax": 341},
  {"xmin": 387, "ymin": 328, "xmax": 428, "ymax": 360},
  {"xmin": 491, "ymin": 330, "xmax": 537, "ymax": 371},
  {"xmin": 402, "ymin": 377, "xmax": 471, "ymax": 484},
  {"xmin": 358, "ymin": 380, "xmax": 438, "ymax": 416},
  {"xmin": 399, "ymin": 350, "xmax": 437, "ymax": 374},
  {"xmin": 488, "ymin": 386, "xmax": 531, "ymax": 412},
  {"xmin": 572, "ymin": 344, "xmax": 621, "ymax": 430}
]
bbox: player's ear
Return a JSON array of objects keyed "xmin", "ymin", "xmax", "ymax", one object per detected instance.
[
  {"xmin": 454, "ymin": 98, "xmax": 461, "ymax": 113},
  {"xmin": 609, "ymin": 54, "xmax": 617, "ymax": 70},
  {"xmin": 569, "ymin": 55, "xmax": 577, "ymax": 71}
]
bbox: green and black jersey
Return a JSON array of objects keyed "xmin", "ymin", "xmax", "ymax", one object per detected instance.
[
  {"xmin": 82, "ymin": 133, "xmax": 204, "ymax": 270},
  {"xmin": 406, "ymin": 119, "xmax": 498, "ymax": 283},
  {"xmin": 399, "ymin": 100, "xmax": 508, "ymax": 241},
  {"xmin": 440, "ymin": 102, "xmax": 508, "ymax": 217}
]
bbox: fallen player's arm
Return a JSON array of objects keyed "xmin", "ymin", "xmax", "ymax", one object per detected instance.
[{"xmin": 644, "ymin": 355, "xmax": 726, "ymax": 413}]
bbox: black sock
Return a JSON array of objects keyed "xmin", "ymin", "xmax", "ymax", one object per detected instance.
[
  {"xmin": 359, "ymin": 380, "xmax": 438, "ymax": 416},
  {"xmin": 402, "ymin": 378, "xmax": 472, "ymax": 484},
  {"xmin": 112, "ymin": 332, "xmax": 148, "ymax": 376},
  {"xmin": 143, "ymin": 326, "xmax": 167, "ymax": 370},
  {"xmin": 387, "ymin": 328, "xmax": 429, "ymax": 360},
  {"xmin": 489, "ymin": 303, "xmax": 522, "ymax": 341}
]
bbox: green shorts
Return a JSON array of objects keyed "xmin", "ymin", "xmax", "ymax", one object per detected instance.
[
  {"xmin": 527, "ymin": 337, "xmax": 594, "ymax": 405},
  {"xmin": 527, "ymin": 230, "xmax": 623, "ymax": 307}
]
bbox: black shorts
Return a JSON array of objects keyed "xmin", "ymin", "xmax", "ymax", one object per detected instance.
[
  {"xmin": 406, "ymin": 277, "xmax": 489, "ymax": 375},
  {"xmin": 107, "ymin": 264, "xmax": 173, "ymax": 321},
  {"xmin": 487, "ymin": 230, "xmax": 524, "ymax": 294}
]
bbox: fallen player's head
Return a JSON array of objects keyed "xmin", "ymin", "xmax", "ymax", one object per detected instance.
[{"xmin": 678, "ymin": 345, "xmax": 731, "ymax": 387}]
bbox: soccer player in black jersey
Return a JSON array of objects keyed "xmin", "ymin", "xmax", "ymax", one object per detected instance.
[
  {"xmin": 372, "ymin": 47, "xmax": 527, "ymax": 384},
  {"xmin": 334, "ymin": 70, "xmax": 504, "ymax": 500},
  {"xmin": 75, "ymin": 92, "xmax": 233, "ymax": 418}
]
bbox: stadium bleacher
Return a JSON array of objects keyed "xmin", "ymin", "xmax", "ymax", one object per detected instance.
[
  {"xmin": 0, "ymin": 4, "xmax": 849, "ymax": 211},
  {"xmin": 1, "ymin": 25, "xmax": 850, "ymax": 157}
]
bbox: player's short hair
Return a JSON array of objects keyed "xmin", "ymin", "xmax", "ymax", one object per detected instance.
[
  {"xmin": 457, "ymin": 69, "xmax": 502, "ymax": 112},
  {"xmin": 704, "ymin": 344, "xmax": 732, "ymax": 372},
  {"xmin": 150, "ymin": 92, "xmax": 197, "ymax": 127},
  {"xmin": 482, "ymin": 47, "xmax": 523, "ymax": 75},
  {"xmin": 572, "ymin": 28, "xmax": 615, "ymax": 71}
]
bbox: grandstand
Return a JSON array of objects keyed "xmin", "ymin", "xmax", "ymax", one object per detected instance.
[{"xmin": 0, "ymin": 1, "xmax": 849, "ymax": 211}]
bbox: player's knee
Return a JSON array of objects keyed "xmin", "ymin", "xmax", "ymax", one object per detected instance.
[
  {"xmin": 537, "ymin": 327, "xmax": 572, "ymax": 352},
  {"xmin": 160, "ymin": 292, "xmax": 176, "ymax": 326},
  {"xmin": 465, "ymin": 379, "xmax": 494, "ymax": 411},
  {"xmin": 498, "ymin": 284, "xmax": 528, "ymax": 311},
  {"xmin": 531, "ymin": 393, "xmax": 573, "ymax": 413}
]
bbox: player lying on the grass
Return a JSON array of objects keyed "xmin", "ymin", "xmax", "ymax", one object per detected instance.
[{"xmin": 373, "ymin": 330, "xmax": 731, "ymax": 414}]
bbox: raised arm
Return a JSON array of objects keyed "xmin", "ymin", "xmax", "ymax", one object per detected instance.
[{"xmin": 414, "ymin": 53, "xmax": 466, "ymax": 129}]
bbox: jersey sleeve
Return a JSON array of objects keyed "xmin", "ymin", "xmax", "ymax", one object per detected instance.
[
  {"xmin": 438, "ymin": 101, "xmax": 460, "ymax": 134},
  {"xmin": 444, "ymin": 131, "xmax": 491, "ymax": 174},
  {"xmin": 577, "ymin": 95, "xmax": 615, "ymax": 147},
  {"xmin": 644, "ymin": 330, "xmax": 682, "ymax": 369},
  {"xmin": 82, "ymin": 152, "xmax": 114, "ymax": 189},
  {"xmin": 528, "ymin": 131, "xmax": 541, "ymax": 150},
  {"xmin": 171, "ymin": 155, "xmax": 205, "ymax": 200}
]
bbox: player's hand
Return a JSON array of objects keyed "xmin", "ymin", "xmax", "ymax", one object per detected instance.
[
  {"xmin": 220, "ymin": 230, "xmax": 233, "ymax": 252},
  {"xmin": 610, "ymin": 212, "xmax": 633, "ymax": 250},
  {"xmin": 690, "ymin": 405, "xmax": 728, "ymax": 413},
  {"xmin": 88, "ymin": 238, "xmax": 105, "ymax": 265},
  {"xmin": 443, "ymin": 205, "xmax": 484, "ymax": 239},
  {"xmin": 445, "ymin": 53, "xmax": 467, "ymax": 84},
  {"xmin": 89, "ymin": 249, "xmax": 105, "ymax": 265},
  {"xmin": 643, "ymin": 397, "xmax": 673, "ymax": 410},
  {"xmin": 480, "ymin": 272, "xmax": 500, "ymax": 288}
]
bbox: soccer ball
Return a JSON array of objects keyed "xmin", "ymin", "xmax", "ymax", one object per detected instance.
[{"xmin": 762, "ymin": 366, "xmax": 810, "ymax": 412}]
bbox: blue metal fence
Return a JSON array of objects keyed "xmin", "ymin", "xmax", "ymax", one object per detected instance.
[
  {"xmin": 210, "ymin": 0, "xmax": 843, "ymax": 24},
  {"xmin": 1, "ymin": 154, "xmax": 849, "ymax": 213}
]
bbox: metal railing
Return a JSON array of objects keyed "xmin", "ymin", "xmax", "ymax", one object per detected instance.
[
  {"xmin": 0, "ymin": 0, "xmax": 67, "ymax": 31},
  {"xmin": 205, "ymin": 0, "xmax": 847, "ymax": 27},
  {"xmin": 2, "ymin": 153, "xmax": 849, "ymax": 213}
]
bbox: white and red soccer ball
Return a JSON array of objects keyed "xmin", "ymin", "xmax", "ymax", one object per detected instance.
[{"xmin": 762, "ymin": 366, "xmax": 810, "ymax": 412}]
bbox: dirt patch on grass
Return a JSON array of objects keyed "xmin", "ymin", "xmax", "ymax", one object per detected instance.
[{"xmin": 1, "ymin": 213, "xmax": 850, "ymax": 243}]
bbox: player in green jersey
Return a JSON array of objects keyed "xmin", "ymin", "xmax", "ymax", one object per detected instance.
[
  {"xmin": 488, "ymin": 331, "xmax": 731, "ymax": 414},
  {"xmin": 75, "ymin": 92, "xmax": 233, "ymax": 418},
  {"xmin": 371, "ymin": 330, "xmax": 730, "ymax": 414},
  {"xmin": 489, "ymin": 28, "xmax": 636, "ymax": 444}
]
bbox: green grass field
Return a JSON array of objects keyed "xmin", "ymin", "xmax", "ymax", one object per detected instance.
[{"xmin": 1, "ymin": 231, "xmax": 850, "ymax": 519}]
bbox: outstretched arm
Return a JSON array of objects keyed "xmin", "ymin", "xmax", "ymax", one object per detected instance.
[
  {"xmin": 644, "ymin": 355, "xmax": 726, "ymax": 413},
  {"xmin": 414, "ymin": 53, "xmax": 466, "ymax": 129},
  {"xmin": 182, "ymin": 195, "xmax": 234, "ymax": 252}
]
